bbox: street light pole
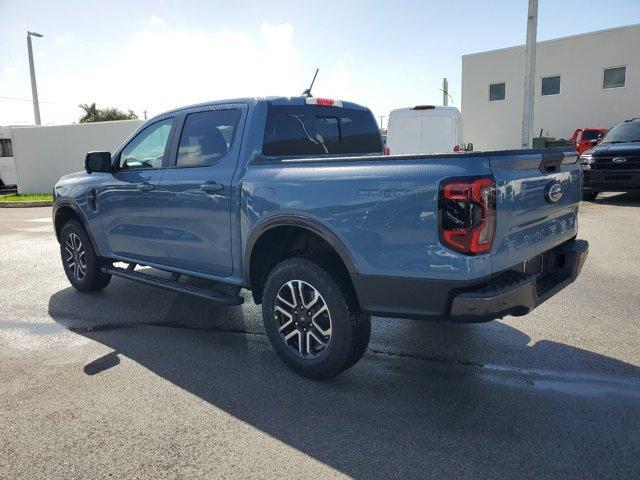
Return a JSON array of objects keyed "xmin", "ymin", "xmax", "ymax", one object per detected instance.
[
  {"xmin": 442, "ymin": 78, "xmax": 449, "ymax": 106},
  {"xmin": 27, "ymin": 31, "xmax": 43, "ymax": 126},
  {"xmin": 520, "ymin": 0, "xmax": 538, "ymax": 149}
]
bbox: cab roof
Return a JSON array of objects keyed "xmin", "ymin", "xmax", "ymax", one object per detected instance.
[{"xmin": 154, "ymin": 96, "xmax": 370, "ymax": 120}]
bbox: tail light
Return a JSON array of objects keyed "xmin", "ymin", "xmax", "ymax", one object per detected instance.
[
  {"xmin": 384, "ymin": 147, "xmax": 391, "ymax": 155},
  {"xmin": 453, "ymin": 145, "xmax": 460, "ymax": 152},
  {"xmin": 439, "ymin": 177, "xmax": 496, "ymax": 255}
]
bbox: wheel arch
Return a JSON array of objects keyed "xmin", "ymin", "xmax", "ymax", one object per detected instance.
[
  {"xmin": 244, "ymin": 215, "xmax": 359, "ymax": 305},
  {"xmin": 53, "ymin": 200, "xmax": 102, "ymax": 257}
]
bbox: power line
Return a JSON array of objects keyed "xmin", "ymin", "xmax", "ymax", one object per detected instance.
[{"xmin": 0, "ymin": 95, "xmax": 68, "ymax": 105}]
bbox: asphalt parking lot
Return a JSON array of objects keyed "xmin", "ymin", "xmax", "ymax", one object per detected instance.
[{"xmin": 1, "ymin": 193, "xmax": 639, "ymax": 479}]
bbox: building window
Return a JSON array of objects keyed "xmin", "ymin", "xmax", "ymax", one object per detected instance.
[
  {"xmin": 541, "ymin": 75, "xmax": 561, "ymax": 96},
  {"xmin": 489, "ymin": 82, "xmax": 505, "ymax": 101},
  {"xmin": 603, "ymin": 66, "xmax": 626, "ymax": 89},
  {"xmin": 0, "ymin": 139, "xmax": 12, "ymax": 157}
]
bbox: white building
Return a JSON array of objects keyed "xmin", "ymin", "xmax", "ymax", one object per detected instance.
[{"xmin": 461, "ymin": 24, "xmax": 640, "ymax": 151}]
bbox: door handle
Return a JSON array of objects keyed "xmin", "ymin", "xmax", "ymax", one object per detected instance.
[
  {"xmin": 86, "ymin": 188, "xmax": 97, "ymax": 210},
  {"xmin": 200, "ymin": 182, "xmax": 223, "ymax": 193},
  {"xmin": 137, "ymin": 182, "xmax": 154, "ymax": 192}
]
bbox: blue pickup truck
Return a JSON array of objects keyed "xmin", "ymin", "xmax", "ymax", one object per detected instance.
[{"xmin": 53, "ymin": 96, "xmax": 588, "ymax": 378}]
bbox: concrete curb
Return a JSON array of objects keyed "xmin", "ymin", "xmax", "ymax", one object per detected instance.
[{"xmin": 0, "ymin": 200, "xmax": 53, "ymax": 208}]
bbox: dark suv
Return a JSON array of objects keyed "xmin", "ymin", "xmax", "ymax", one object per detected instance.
[{"xmin": 580, "ymin": 118, "xmax": 640, "ymax": 201}]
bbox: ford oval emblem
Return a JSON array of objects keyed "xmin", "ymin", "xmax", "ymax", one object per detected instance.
[
  {"xmin": 545, "ymin": 182, "xmax": 563, "ymax": 203},
  {"xmin": 612, "ymin": 157, "xmax": 627, "ymax": 164}
]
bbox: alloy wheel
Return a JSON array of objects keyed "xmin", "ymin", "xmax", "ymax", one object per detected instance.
[
  {"xmin": 65, "ymin": 232, "xmax": 86, "ymax": 281},
  {"xmin": 273, "ymin": 280, "xmax": 332, "ymax": 358}
]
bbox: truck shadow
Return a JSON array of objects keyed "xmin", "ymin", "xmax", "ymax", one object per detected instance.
[
  {"xmin": 592, "ymin": 192, "xmax": 640, "ymax": 207},
  {"xmin": 48, "ymin": 279, "xmax": 640, "ymax": 478}
]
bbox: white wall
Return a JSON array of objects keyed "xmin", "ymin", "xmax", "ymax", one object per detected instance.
[
  {"xmin": 462, "ymin": 24, "xmax": 640, "ymax": 151},
  {"xmin": 11, "ymin": 120, "xmax": 143, "ymax": 194}
]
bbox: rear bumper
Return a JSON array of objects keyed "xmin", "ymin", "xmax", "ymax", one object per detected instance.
[
  {"xmin": 352, "ymin": 239, "xmax": 588, "ymax": 322},
  {"xmin": 449, "ymin": 239, "xmax": 588, "ymax": 322},
  {"xmin": 583, "ymin": 169, "xmax": 640, "ymax": 192}
]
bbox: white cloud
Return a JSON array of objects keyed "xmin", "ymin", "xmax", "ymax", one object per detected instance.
[
  {"xmin": 143, "ymin": 15, "xmax": 166, "ymax": 27},
  {"xmin": 0, "ymin": 20, "xmax": 359, "ymax": 124},
  {"xmin": 325, "ymin": 53, "xmax": 354, "ymax": 98},
  {"xmin": 1, "ymin": 65, "xmax": 19, "ymax": 80},
  {"xmin": 42, "ymin": 20, "xmax": 309, "ymax": 119},
  {"xmin": 55, "ymin": 33, "xmax": 74, "ymax": 44}
]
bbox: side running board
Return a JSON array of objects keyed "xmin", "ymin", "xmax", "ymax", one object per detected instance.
[{"xmin": 102, "ymin": 265, "xmax": 244, "ymax": 306}]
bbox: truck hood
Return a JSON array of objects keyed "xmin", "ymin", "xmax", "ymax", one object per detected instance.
[
  {"xmin": 585, "ymin": 143, "xmax": 640, "ymax": 157},
  {"xmin": 58, "ymin": 170, "xmax": 88, "ymax": 183}
]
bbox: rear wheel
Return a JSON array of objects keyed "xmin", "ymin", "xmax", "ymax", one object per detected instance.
[
  {"xmin": 582, "ymin": 191, "xmax": 598, "ymax": 201},
  {"xmin": 261, "ymin": 258, "xmax": 370, "ymax": 379},
  {"xmin": 60, "ymin": 220, "xmax": 111, "ymax": 292}
]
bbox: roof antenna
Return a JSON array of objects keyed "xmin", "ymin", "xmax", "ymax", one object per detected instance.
[{"xmin": 302, "ymin": 68, "xmax": 319, "ymax": 97}]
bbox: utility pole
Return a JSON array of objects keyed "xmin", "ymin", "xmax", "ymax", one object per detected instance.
[
  {"xmin": 379, "ymin": 115, "xmax": 386, "ymax": 131},
  {"xmin": 442, "ymin": 78, "xmax": 449, "ymax": 106},
  {"xmin": 27, "ymin": 31, "xmax": 43, "ymax": 126},
  {"xmin": 520, "ymin": 0, "xmax": 538, "ymax": 149}
]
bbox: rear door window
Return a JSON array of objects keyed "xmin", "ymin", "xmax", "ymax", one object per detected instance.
[
  {"xmin": 176, "ymin": 109, "xmax": 240, "ymax": 167},
  {"xmin": 262, "ymin": 105, "xmax": 383, "ymax": 156}
]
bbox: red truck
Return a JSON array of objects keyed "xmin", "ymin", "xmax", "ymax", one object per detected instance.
[{"xmin": 571, "ymin": 128, "xmax": 608, "ymax": 155}]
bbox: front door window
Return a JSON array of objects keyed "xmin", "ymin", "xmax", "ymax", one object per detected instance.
[{"xmin": 120, "ymin": 118, "xmax": 173, "ymax": 170}]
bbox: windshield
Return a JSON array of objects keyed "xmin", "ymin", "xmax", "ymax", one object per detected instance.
[
  {"xmin": 581, "ymin": 130, "xmax": 602, "ymax": 141},
  {"xmin": 600, "ymin": 122, "xmax": 640, "ymax": 144}
]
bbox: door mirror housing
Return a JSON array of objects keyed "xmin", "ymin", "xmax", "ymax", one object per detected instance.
[
  {"xmin": 85, "ymin": 151, "xmax": 112, "ymax": 173},
  {"xmin": 588, "ymin": 139, "xmax": 599, "ymax": 146}
]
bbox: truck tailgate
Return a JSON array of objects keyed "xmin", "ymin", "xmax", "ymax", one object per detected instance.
[{"xmin": 489, "ymin": 150, "xmax": 581, "ymax": 273}]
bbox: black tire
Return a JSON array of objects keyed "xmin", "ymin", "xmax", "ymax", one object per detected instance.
[
  {"xmin": 261, "ymin": 258, "xmax": 371, "ymax": 379},
  {"xmin": 582, "ymin": 191, "xmax": 598, "ymax": 201},
  {"xmin": 60, "ymin": 220, "xmax": 111, "ymax": 292}
]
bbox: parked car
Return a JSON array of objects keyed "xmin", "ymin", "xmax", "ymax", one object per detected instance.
[
  {"xmin": 385, "ymin": 105, "xmax": 467, "ymax": 155},
  {"xmin": 52, "ymin": 96, "xmax": 588, "ymax": 378},
  {"xmin": 580, "ymin": 118, "xmax": 640, "ymax": 201},
  {"xmin": 571, "ymin": 127, "xmax": 608, "ymax": 155}
]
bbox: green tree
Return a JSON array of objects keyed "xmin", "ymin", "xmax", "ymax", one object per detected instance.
[{"xmin": 78, "ymin": 103, "xmax": 138, "ymax": 123}]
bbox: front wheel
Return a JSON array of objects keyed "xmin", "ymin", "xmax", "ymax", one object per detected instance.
[
  {"xmin": 60, "ymin": 220, "xmax": 111, "ymax": 292},
  {"xmin": 261, "ymin": 258, "xmax": 371, "ymax": 379}
]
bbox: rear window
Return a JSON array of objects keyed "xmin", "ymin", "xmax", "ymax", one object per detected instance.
[{"xmin": 262, "ymin": 105, "xmax": 383, "ymax": 156}]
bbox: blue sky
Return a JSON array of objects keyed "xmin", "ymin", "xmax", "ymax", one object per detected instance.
[{"xmin": 1, "ymin": 0, "xmax": 639, "ymax": 126}]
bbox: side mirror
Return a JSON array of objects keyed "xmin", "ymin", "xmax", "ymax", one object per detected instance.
[
  {"xmin": 85, "ymin": 151, "xmax": 112, "ymax": 173},
  {"xmin": 588, "ymin": 139, "xmax": 599, "ymax": 146}
]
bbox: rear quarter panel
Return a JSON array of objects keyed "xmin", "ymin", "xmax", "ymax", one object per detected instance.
[{"xmin": 241, "ymin": 155, "xmax": 494, "ymax": 281}]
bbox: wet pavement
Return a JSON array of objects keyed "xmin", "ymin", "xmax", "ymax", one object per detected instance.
[{"xmin": 1, "ymin": 193, "xmax": 639, "ymax": 479}]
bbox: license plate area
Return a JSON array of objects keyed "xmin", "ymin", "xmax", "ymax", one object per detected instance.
[{"xmin": 512, "ymin": 253, "xmax": 545, "ymax": 276}]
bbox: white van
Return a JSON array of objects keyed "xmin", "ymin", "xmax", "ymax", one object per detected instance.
[
  {"xmin": 385, "ymin": 105, "xmax": 466, "ymax": 155},
  {"xmin": 0, "ymin": 127, "xmax": 17, "ymax": 187}
]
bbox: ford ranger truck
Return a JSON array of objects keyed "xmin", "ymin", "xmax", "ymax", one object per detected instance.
[{"xmin": 53, "ymin": 96, "xmax": 589, "ymax": 379}]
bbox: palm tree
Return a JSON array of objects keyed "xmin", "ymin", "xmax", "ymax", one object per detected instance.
[
  {"xmin": 78, "ymin": 103, "xmax": 99, "ymax": 123},
  {"xmin": 78, "ymin": 103, "xmax": 138, "ymax": 123}
]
